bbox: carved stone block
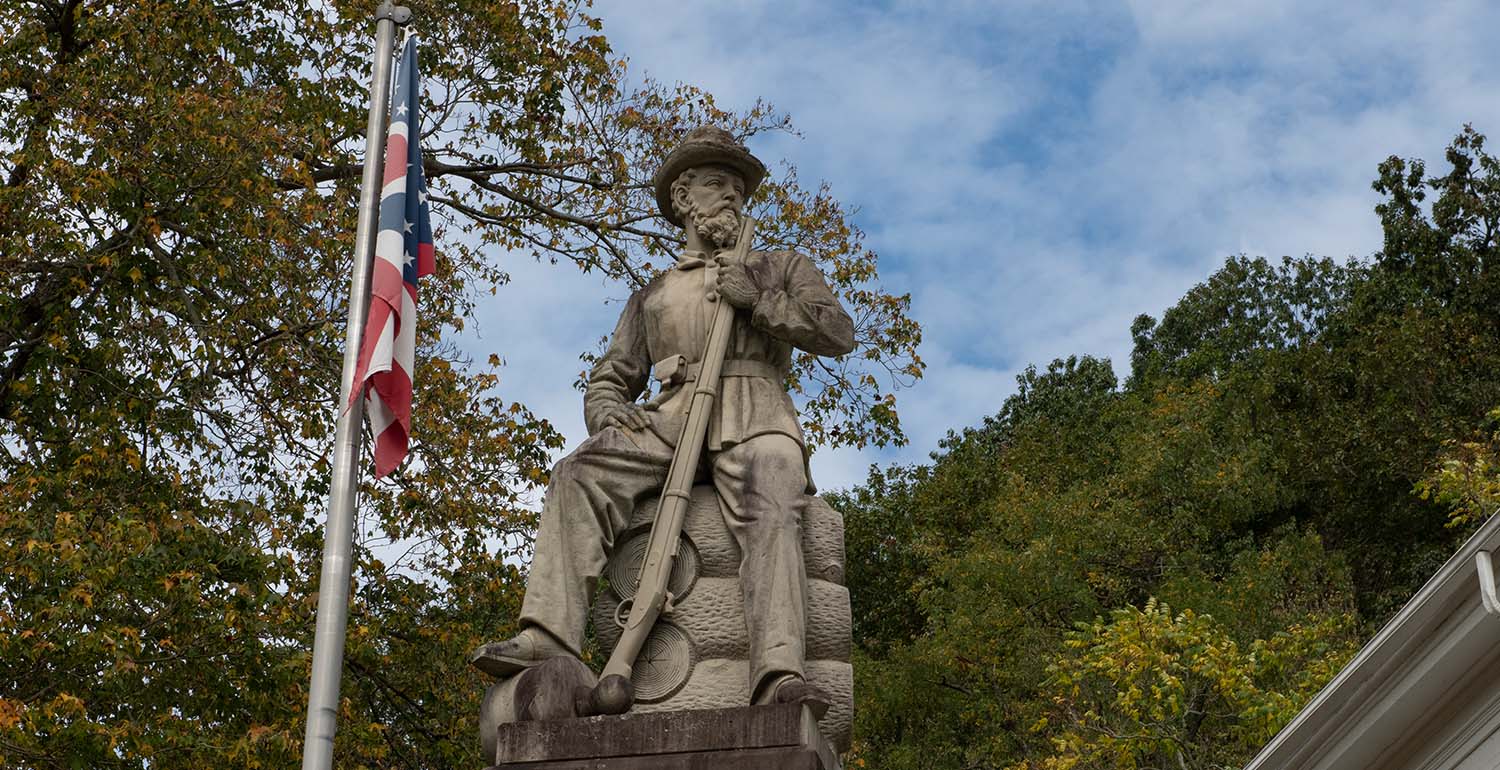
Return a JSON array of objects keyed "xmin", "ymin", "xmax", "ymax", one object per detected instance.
[
  {"xmin": 487, "ymin": 703, "xmax": 839, "ymax": 769},
  {"xmin": 590, "ymin": 486, "xmax": 853, "ymax": 751}
]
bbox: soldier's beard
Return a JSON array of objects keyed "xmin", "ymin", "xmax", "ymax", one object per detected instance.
[{"xmin": 690, "ymin": 205, "xmax": 740, "ymax": 249}]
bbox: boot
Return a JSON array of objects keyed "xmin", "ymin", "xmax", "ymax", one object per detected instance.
[
  {"xmin": 468, "ymin": 626, "xmax": 573, "ymax": 679},
  {"xmin": 771, "ymin": 675, "xmax": 831, "ymax": 720}
]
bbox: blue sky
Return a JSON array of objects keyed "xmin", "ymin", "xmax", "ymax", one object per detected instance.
[{"xmin": 469, "ymin": 0, "xmax": 1500, "ymax": 492}]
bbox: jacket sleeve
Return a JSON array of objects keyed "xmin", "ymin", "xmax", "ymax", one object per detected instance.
[
  {"xmin": 749, "ymin": 251, "xmax": 857, "ymax": 357},
  {"xmin": 583, "ymin": 291, "xmax": 651, "ymax": 435}
]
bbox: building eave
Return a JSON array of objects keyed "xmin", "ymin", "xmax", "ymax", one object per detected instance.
[{"xmin": 1244, "ymin": 513, "xmax": 1500, "ymax": 770}]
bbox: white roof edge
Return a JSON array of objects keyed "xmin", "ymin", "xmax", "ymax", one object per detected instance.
[{"xmin": 1243, "ymin": 512, "xmax": 1500, "ymax": 770}]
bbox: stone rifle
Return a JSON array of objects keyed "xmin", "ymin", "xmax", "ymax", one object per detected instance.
[{"xmin": 588, "ymin": 215, "xmax": 758, "ymax": 716}]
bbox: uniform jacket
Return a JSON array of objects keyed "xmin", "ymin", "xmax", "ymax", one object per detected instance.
[{"xmin": 583, "ymin": 248, "xmax": 855, "ymax": 457}]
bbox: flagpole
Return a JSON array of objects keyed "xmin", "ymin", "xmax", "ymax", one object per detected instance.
[{"xmin": 302, "ymin": 3, "xmax": 410, "ymax": 769}]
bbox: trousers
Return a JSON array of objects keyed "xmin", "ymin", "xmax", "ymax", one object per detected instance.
[{"xmin": 519, "ymin": 425, "xmax": 810, "ymax": 700}]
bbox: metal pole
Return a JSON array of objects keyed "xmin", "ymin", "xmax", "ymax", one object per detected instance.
[{"xmin": 301, "ymin": 4, "xmax": 409, "ymax": 769}]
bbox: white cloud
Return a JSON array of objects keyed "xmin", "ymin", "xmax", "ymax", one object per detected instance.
[
  {"xmin": 461, "ymin": 0, "xmax": 1500, "ymax": 490},
  {"xmin": 458, "ymin": 251, "xmax": 620, "ymax": 456}
]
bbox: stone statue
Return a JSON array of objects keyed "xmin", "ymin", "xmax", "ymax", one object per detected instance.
[{"xmin": 471, "ymin": 127, "xmax": 854, "ymax": 724}]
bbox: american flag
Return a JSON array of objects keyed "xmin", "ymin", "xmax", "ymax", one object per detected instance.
[{"xmin": 351, "ymin": 36, "xmax": 434, "ymax": 478}]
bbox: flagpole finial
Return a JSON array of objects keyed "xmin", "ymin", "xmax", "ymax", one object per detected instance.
[{"xmin": 376, "ymin": 1, "xmax": 412, "ymax": 25}]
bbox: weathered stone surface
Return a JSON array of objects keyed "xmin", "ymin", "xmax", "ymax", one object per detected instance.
[
  {"xmin": 480, "ymin": 677, "xmax": 521, "ymax": 760},
  {"xmin": 479, "ymin": 657, "xmax": 599, "ymax": 760},
  {"xmin": 515, "ymin": 657, "xmax": 596, "ymax": 721},
  {"xmin": 803, "ymin": 583, "xmax": 854, "ymax": 661},
  {"xmin": 585, "ymin": 486, "xmax": 854, "ymax": 750},
  {"xmin": 802, "ymin": 498, "xmax": 846, "ymax": 585},
  {"xmin": 490, "ymin": 703, "xmax": 838, "ymax": 770},
  {"xmin": 593, "ymin": 578, "xmax": 851, "ymax": 661},
  {"xmin": 475, "ymin": 130, "xmax": 858, "ymax": 760},
  {"xmin": 494, "ymin": 747, "xmax": 824, "ymax": 770},
  {"xmin": 620, "ymin": 489, "xmax": 845, "ymax": 586},
  {"xmin": 625, "ymin": 659, "xmax": 853, "ymax": 753}
]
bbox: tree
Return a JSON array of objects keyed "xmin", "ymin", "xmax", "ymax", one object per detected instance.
[
  {"xmin": 0, "ymin": 1, "xmax": 921, "ymax": 767},
  {"xmin": 1417, "ymin": 407, "xmax": 1500, "ymax": 532},
  {"xmin": 1127, "ymin": 255, "xmax": 1357, "ymax": 387},
  {"xmin": 1018, "ymin": 598, "xmax": 1356, "ymax": 770},
  {"xmin": 841, "ymin": 128, "xmax": 1500, "ymax": 768}
]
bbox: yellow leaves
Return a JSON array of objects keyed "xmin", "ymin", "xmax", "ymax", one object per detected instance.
[
  {"xmin": 45, "ymin": 692, "xmax": 86, "ymax": 719},
  {"xmin": 1415, "ymin": 408, "xmax": 1500, "ymax": 529},
  {"xmin": 69, "ymin": 585, "xmax": 94, "ymax": 607},
  {"xmin": 160, "ymin": 570, "xmax": 196, "ymax": 592},
  {"xmin": 1025, "ymin": 594, "xmax": 1358, "ymax": 768}
]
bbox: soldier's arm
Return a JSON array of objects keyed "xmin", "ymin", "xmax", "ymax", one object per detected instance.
[
  {"xmin": 748, "ymin": 251, "xmax": 856, "ymax": 357},
  {"xmin": 583, "ymin": 291, "xmax": 651, "ymax": 435}
]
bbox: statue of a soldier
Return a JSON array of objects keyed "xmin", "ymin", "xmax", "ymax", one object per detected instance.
[{"xmin": 470, "ymin": 126, "xmax": 853, "ymax": 717}]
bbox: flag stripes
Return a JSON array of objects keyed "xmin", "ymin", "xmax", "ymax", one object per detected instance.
[{"xmin": 350, "ymin": 35, "xmax": 433, "ymax": 478}]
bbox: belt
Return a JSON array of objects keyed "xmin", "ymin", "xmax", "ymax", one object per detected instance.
[
  {"xmin": 653, "ymin": 355, "xmax": 782, "ymax": 386},
  {"xmin": 645, "ymin": 356, "xmax": 782, "ymax": 411}
]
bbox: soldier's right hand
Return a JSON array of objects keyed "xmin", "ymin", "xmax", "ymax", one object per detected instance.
[{"xmin": 602, "ymin": 403, "xmax": 650, "ymax": 432}]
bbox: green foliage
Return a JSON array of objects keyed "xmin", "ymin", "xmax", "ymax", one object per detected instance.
[
  {"xmin": 1416, "ymin": 406, "xmax": 1500, "ymax": 531},
  {"xmin": 1128, "ymin": 255, "xmax": 1357, "ymax": 386},
  {"xmin": 0, "ymin": 1, "xmax": 920, "ymax": 767},
  {"xmin": 839, "ymin": 127, "xmax": 1500, "ymax": 768},
  {"xmin": 1018, "ymin": 599, "xmax": 1356, "ymax": 770},
  {"xmin": 829, "ymin": 465, "xmax": 928, "ymax": 657}
]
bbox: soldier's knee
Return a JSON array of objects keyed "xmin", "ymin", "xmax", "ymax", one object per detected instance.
[
  {"xmin": 751, "ymin": 445, "xmax": 806, "ymax": 494},
  {"xmin": 552, "ymin": 430, "xmax": 614, "ymax": 481}
]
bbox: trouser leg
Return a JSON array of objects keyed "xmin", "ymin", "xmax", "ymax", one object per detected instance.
[
  {"xmin": 711, "ymin": 433, "xmax": 810, "ymax": 702},
  {"xmin": 519, "ymin": 426, "xmax": 673, "ymax": 653}
]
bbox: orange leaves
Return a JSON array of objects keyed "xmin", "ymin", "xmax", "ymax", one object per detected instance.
[
  {"xmin": 0, "ymin": 698, "xmax": 21, "ymax": 730},
  {"xmin": 44, "ymin": 692, "xmax": 87, "ymax": 719}
]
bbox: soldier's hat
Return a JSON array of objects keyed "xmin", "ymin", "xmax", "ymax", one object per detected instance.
[{"xmin": 653, "ymin": 126, "xmax": 767, "ymax": 227}]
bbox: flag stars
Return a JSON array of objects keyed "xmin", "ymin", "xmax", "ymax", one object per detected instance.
[{"xmin": 354, "ymin": 38, "xmax": 427, "ymax": 481}]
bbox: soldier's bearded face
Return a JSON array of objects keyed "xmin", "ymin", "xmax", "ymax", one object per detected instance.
[{"xmin": 683, "ymin": 166, "xmax": 745, "ymax": 249}]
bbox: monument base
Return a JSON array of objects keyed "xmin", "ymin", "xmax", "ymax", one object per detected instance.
[{"xmin": 486, "ymin": 703, "xmax": 841, "ymax": 770}]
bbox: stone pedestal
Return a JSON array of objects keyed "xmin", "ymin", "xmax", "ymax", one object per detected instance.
[{"xmin": 486, "ymin": 704, "xmax": 840, "ymax": 769}]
